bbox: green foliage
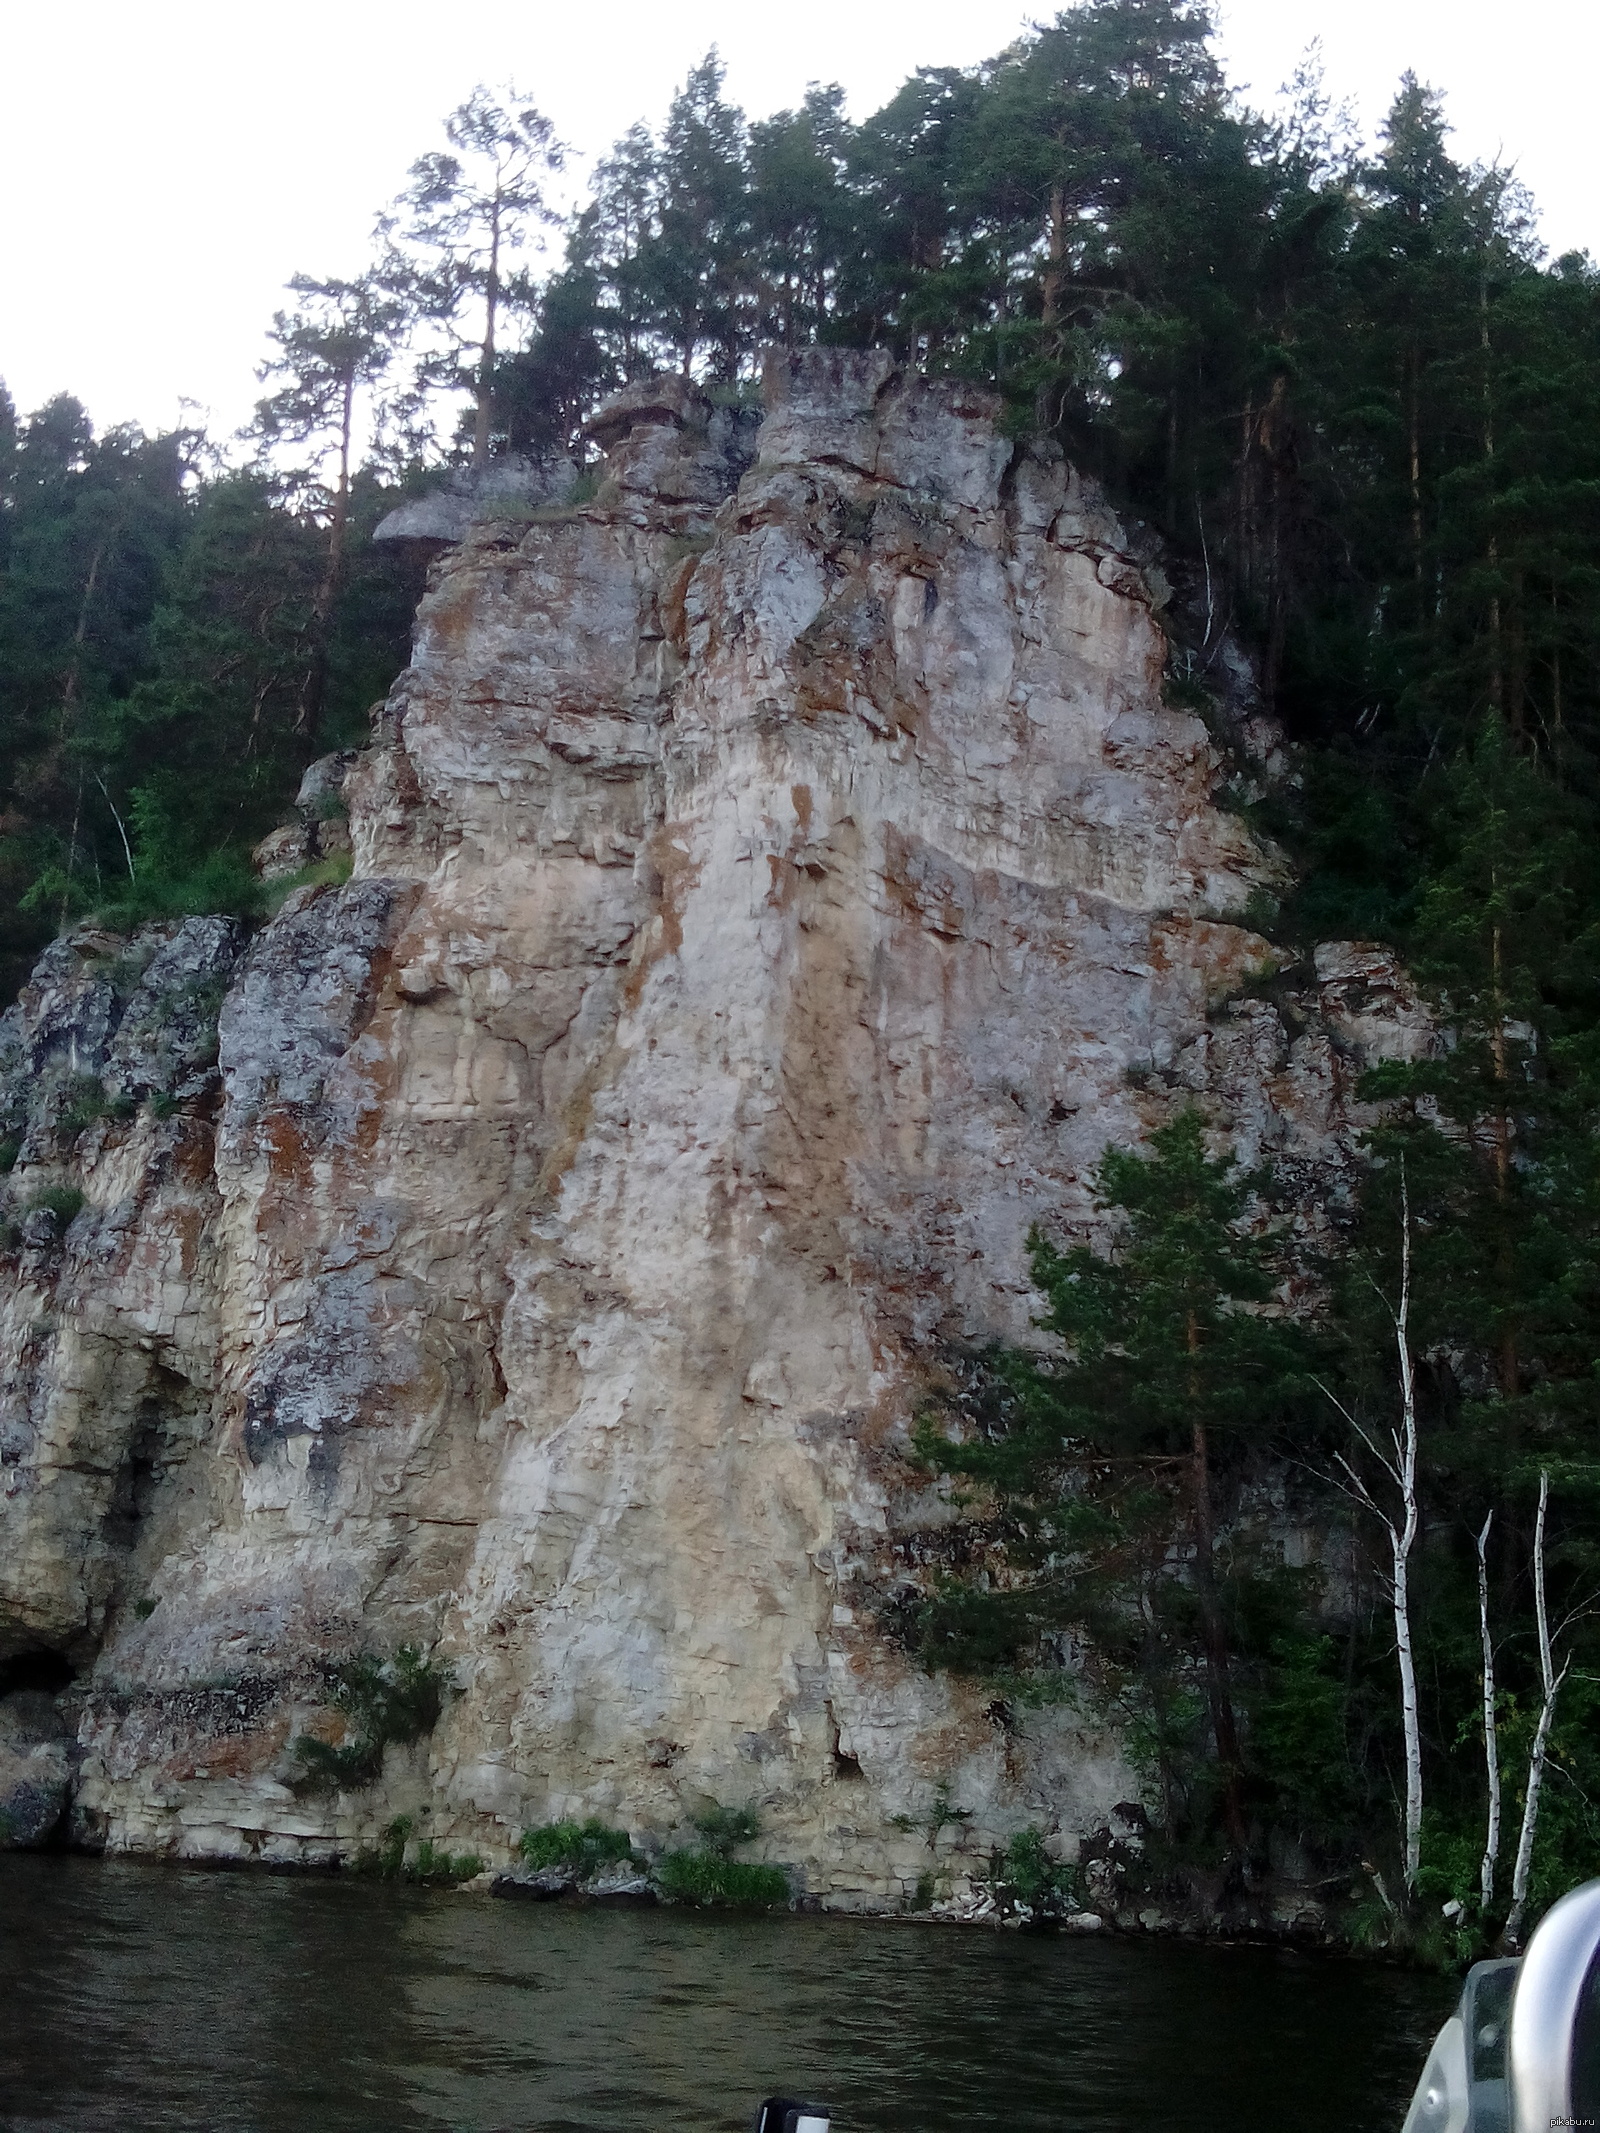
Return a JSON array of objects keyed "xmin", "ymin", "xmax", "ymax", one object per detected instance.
[
  {"xmin": 0, "ymin": 393, "xmax": 422, "ymax": 995},
  {"xmin": 654, "ymin": 1799, "xmax": 789, "ymax": 1906},
  {"xmin": 351, "ymin": 1812, "xmax": 414, "ymax": 1875},
  {"xmin": 0, "ymin": 1139, "xmax": 16, "ymax": 1174},
  {"xmin": 1245, "ymin": 1635, "xmax": 1356, "ymax": 1839},
  {"xmin": 261, "ymin": 852, "xmax": 354, "ymax": 913},
  {"xmin": 351, "ymin": 1814, "xmax": 483, "ymax": 1883},
  {"xmin": 887, "ymin": 1780, "xmax": 974, "ymax": 1847},
  {"xmin": 992, "ymin": 1828, "xmax": 1084, "ymax": 1912},
  {"xmin": 908, "ymin": 1111, "xmax": 1317, "ymax": 1846},
  {"xmin": 517, "ymin": 1818, "xmax": 635, "ymax": 1875},
  {"xmin": 23, "ymin": 1185, "xmax": 86, "ymax": 1229},
  {"xmin": 411, "ymin": 1839, "xmax": 484, "ymax": 1883},
  {"xmin": 88, "ymin": 849, "xmax": 268, "ymax": 932},
  {"xmin": 655, "ymin": 1851, "xmax": 791, "ymax": 1908},
  {"xmin": 690, "ymin": 1803, "xmax": 762, "ymax": 1855},
  {"xmin": 292, "ymin": 1645, "xmax": 454, "ymax": 1791},
  {"xmin": 57, "ymin": 1074, "xmax": 119, "ymax": 1135}
]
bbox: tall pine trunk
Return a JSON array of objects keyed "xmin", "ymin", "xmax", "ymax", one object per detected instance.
[
  {"xmin": 1489, "ymin": 918, "xmax": 1519, "ymax": 1400},
  {"xmin": 297, "ymin": 367, "xmax": 355, "ymax": 751},
  {"xmin": 472, "ymin": 193, "xmax": 502, "ymax": 469}
]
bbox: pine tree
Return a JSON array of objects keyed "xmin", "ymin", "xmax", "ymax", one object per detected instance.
[
  {"xmin": 252, "ymin": 272, "xmax": 407, "ymax": 747},
  {"xmin": 915, "ymin": 1112, "xmax": 1311, "ymax": 1846},
  {"xmin": 637, "ymin": 54, "xmax": 752, "ymax": 378},
  {"xmin": 577, "ymin": 125, "xmax": 664, "ymax": 382},
  {"xmin": 748, "ymin": 87, "xmax": 853, "ymax": 351},
  {"xmin": 380, "ymin": 86, "xmax": 563, "ymax": 463}
]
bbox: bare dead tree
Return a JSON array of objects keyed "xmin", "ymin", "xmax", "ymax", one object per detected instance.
[
  {"xmin": 1477, "ymin": 1509, "xmax": 1501, "ymax": 1914},
  {"xmin": 1505, "ymin": 1471, "xmax": 1569, "ymax": 1948},
  {"xmin": 1319, "ymin": 1169, "xmax": 1423, "ymax": 1897}
]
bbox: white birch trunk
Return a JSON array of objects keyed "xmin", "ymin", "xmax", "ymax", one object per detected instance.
[
  {"xmin": 1506, "ymin": 1471, "xmax": 1566, "ymax": 1947},
  {"xmin": 1477, "ymin": 1510, "xmax": 1500, "ymax": 1914},
  {"xmin": 1392, "ymin": 1178, "xmax": 1423, "ymax": 1898},
  {"xmin": 1322, "ymin": 1173, "xmax": 1425, "ymax": 1903}
]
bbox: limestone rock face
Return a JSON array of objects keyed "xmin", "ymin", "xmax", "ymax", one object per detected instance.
[
  {"xmin": 0, "ymin": 356, "xmax": 1427, "ymax": 1895},
  {"xmin": 371, "ymin": 452, "xmax": 582, "ymax": 546}
]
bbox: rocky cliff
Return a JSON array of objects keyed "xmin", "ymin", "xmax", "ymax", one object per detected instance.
[{"xmin": 0, "ymin": 353, "xmax": 1425, "ymax": 1904}]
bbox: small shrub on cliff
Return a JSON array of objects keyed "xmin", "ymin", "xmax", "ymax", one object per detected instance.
[
  {"xmin": 86, "ymin": 850, "xmax": 267, "ymax": 934},
  {"xmin": 411, "ymin": 1836, "xmax": 484, "ymax": 1883},
  {"xmin": 292, "ymin": 1644, "xmax": 454, "ymax": 1790},
  {"xmin": 690, "ymin": 1803, "xmax": 762, "ymax": 1854},
  {"xmin": 518, "ymin": 1817, "xmax": 635, "ymax": 1876},
  {"xmin": 351, "ymin": 1812, "xmax": 414, "ymax": 1874},
  {"xmin": 262, "ymin": 851, "xmax": 353, "ymax": 917},
  {"xmin": 58, "ymin": 1074, "xmax": 114, "ymax": 1135},
  {"xmin": 24, "ymin": 1185, "xmax": 86, "ymax": 1231}
]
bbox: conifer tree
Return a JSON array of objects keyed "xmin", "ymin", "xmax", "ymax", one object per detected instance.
[
  {"xmin": 253, "ymin": 272, "xmax": 407, "ymax": 746},
  {"xmin": 1360, "ymin": 719, "xmax": 1597, "ymax": 1425},
  {"xmin": 916, "ymin": 1112, "xmax": 1310, "ymax": 1846},
  {"xmin": 748, "ymin": 88, "xmax": 852, "ymax": 351},
  {"xmin": 638, "ymin": 54, "xmax": 752, "ymax": 378},
  {"xmin": 576, "ymin": 124, "xmax": 664, "ymax": 382},
  {"xmin": 380, "ymin": 86, "xmax": 563, "ymax": 464}
]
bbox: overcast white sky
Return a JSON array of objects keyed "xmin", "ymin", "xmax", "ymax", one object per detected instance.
[{"xmin": 3, "ymin": 0, "xmax": 1593, "ymax": 442}]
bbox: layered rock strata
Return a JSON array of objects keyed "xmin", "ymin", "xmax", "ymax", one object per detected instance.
[{"xmin": 0, "ymin": 354, "xmax": 1424, "ymax": 1900}]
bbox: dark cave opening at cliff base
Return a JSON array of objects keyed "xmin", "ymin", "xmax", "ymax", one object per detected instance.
[{"xmin": 0, "ymin": 1648, "xmax": 77, "ymax": 1697}]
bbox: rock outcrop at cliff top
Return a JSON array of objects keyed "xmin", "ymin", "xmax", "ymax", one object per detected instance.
[{"xmin": 0, "ymin": 352, "xmax": 1429, "ymax": 1899}]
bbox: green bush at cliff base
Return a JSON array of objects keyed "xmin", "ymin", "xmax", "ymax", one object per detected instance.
[
  {"xmin": 351, "ymin": 1815, "xmax": 482, "ymax": 1882},
  {"xmin": 518, "ymin": 1817, "xmax": 635, "ymax": 1876},
  {"xmin": 261, "ymin": 851, "xmax": 353, "ymax": 916},
  {"xmin": 655, "ymin": 1850, "xmax": 791, "ymax": 1908},
  {"xmin": 992, "ymin": 1828, "xmax": 1083, "ymax": 1912},
  {"xmin": 653, "ymin": 1797, "xmax": 788, "ymax": 1905}
]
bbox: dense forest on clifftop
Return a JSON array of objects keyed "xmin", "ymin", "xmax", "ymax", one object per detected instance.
[{"xmin": 4, "ymin": 0, "xmax": 1600, "ymax": 1951}]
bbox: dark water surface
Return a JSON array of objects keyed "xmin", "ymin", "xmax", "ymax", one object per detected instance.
[{"xmin": 1, "ymin": 1854, "xmax": 1450, "ymax": 2133}]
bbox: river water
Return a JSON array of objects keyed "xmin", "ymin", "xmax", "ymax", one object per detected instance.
[{"xmin": 1, "ymin": 1855, "xmax": 1450, "ymax": 2133}]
